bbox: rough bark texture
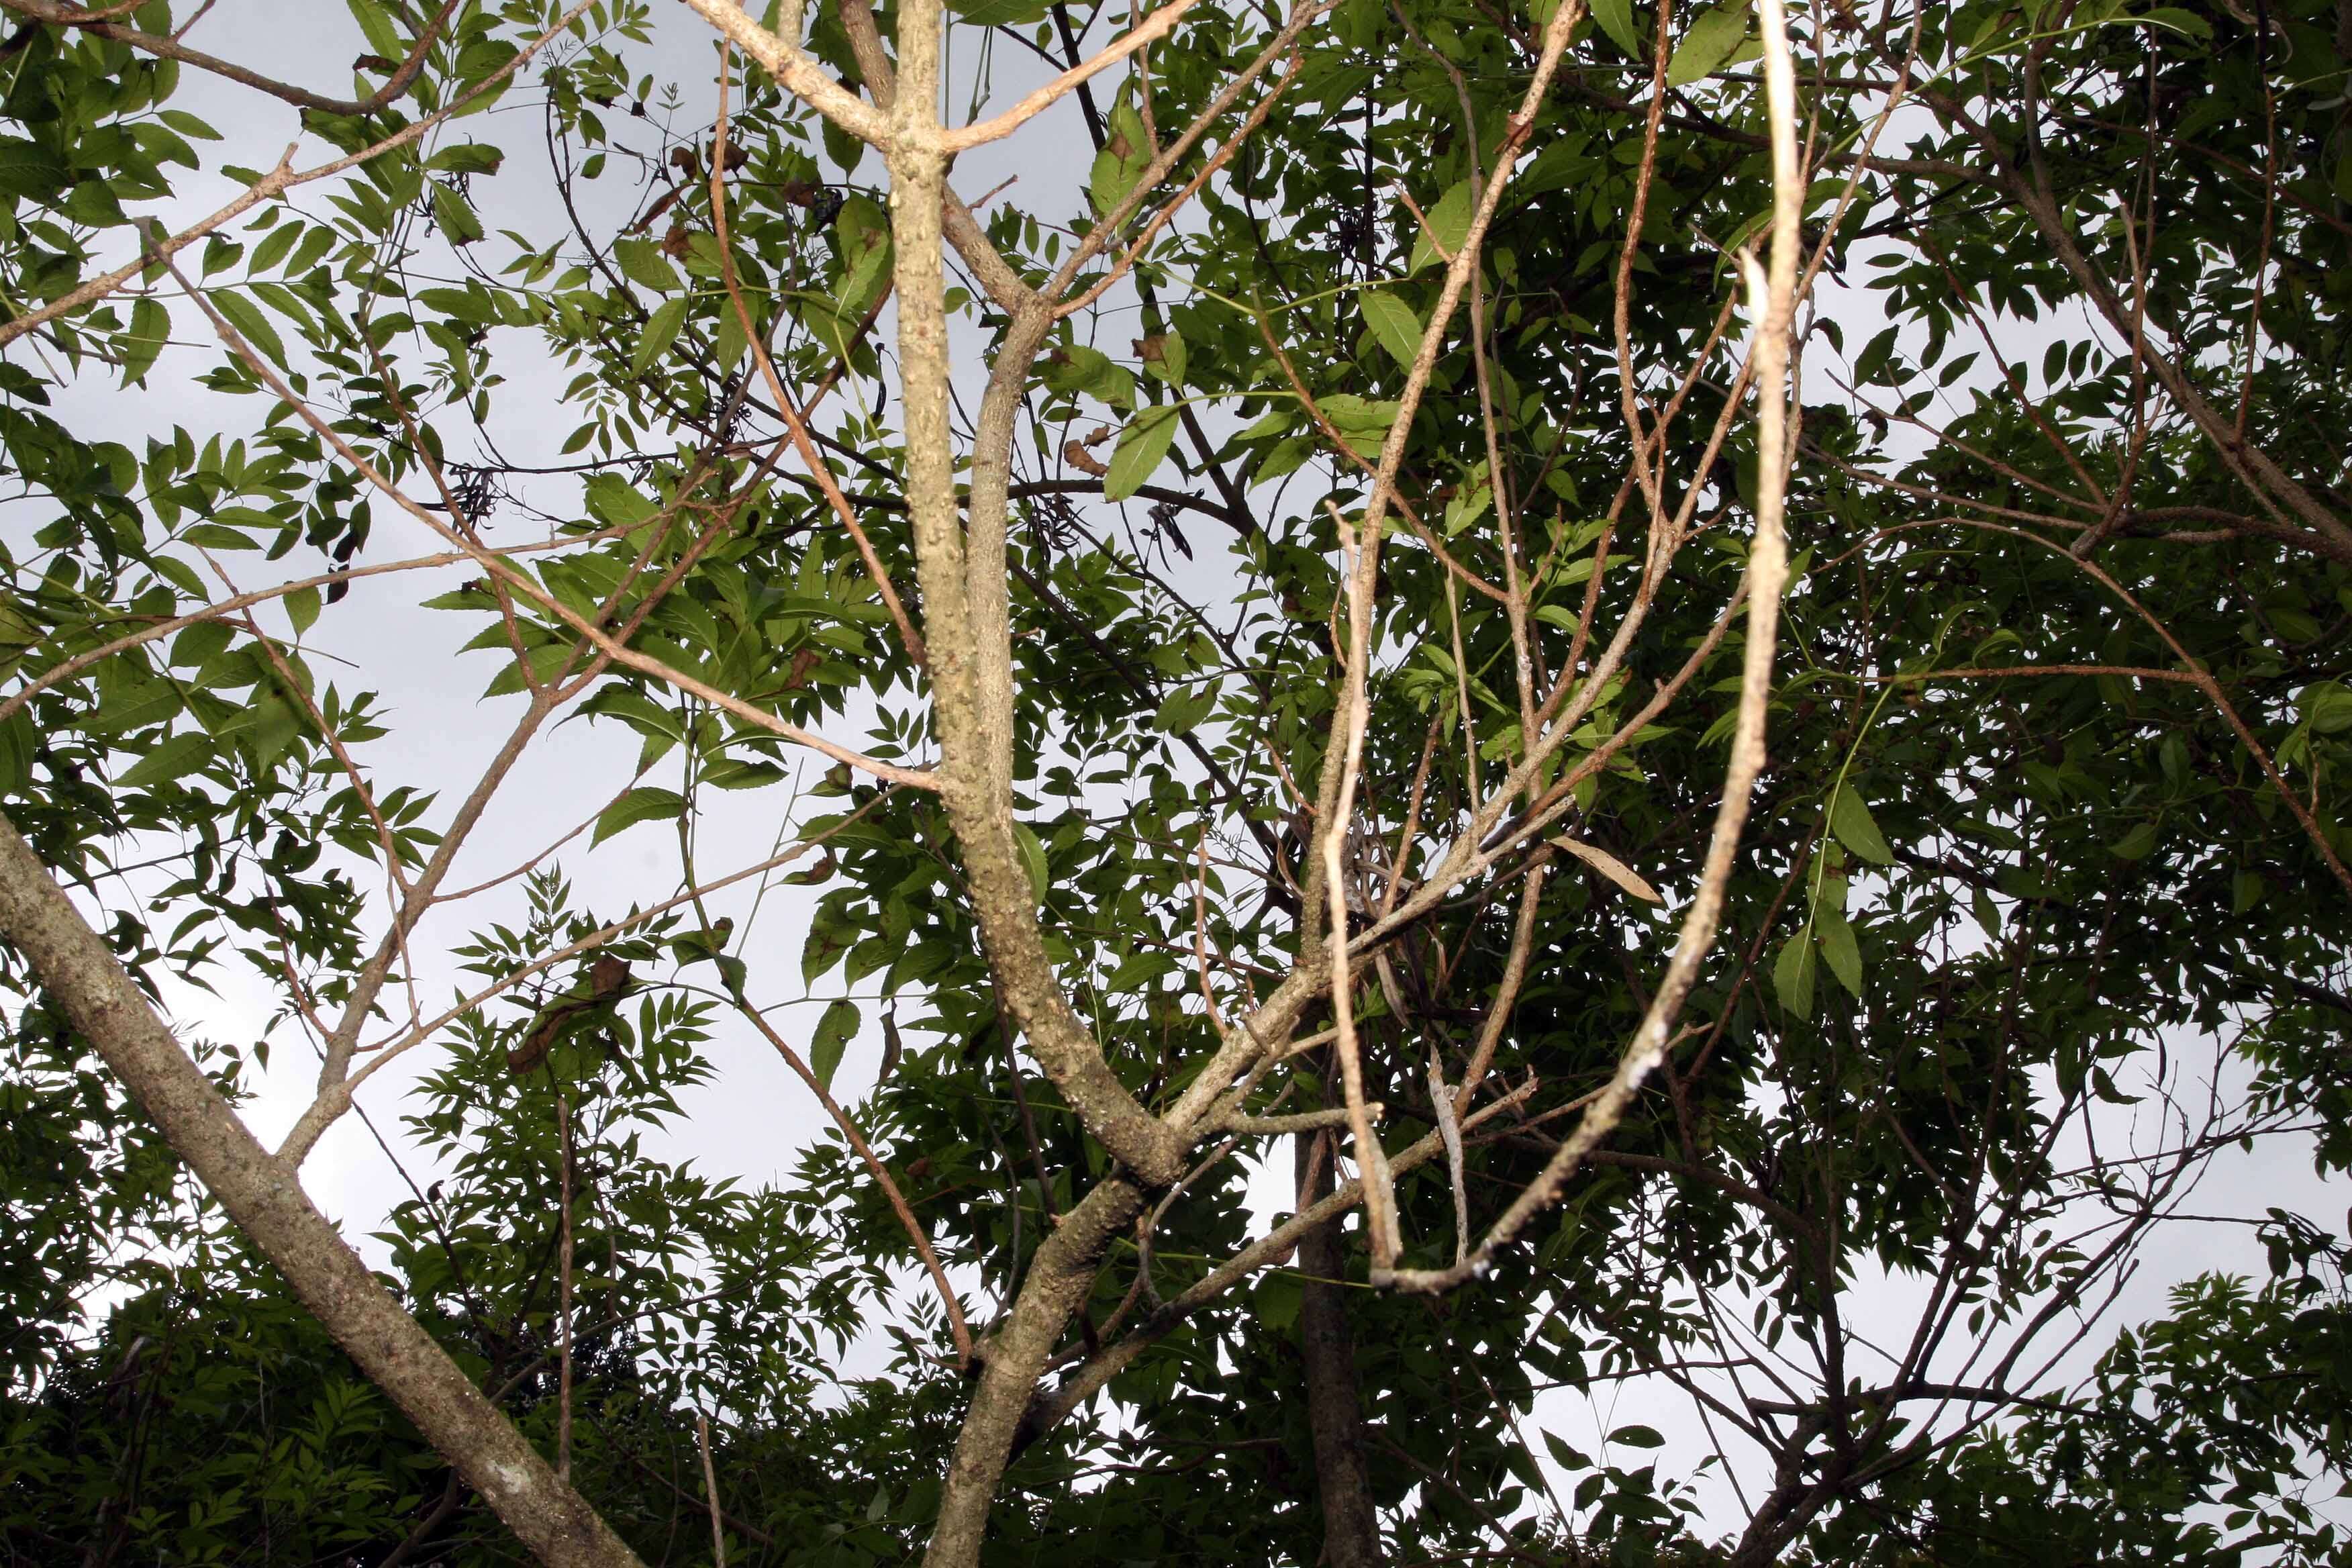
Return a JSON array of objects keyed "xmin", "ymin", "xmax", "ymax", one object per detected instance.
[
  {"xmin": 0, "ymin": 812, "xmax": 643, "ymax": 1568},
  {"xmin": 923, "ymin": 1178, "xmax": 1143, "ymax": 1567},
  {"xmin": 1296, "ymin": 1132, "xmax": 1381, "ymax": 1567}
]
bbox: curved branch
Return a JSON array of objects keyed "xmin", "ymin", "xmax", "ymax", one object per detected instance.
[
  {"xmin": 0, "ymin": 0, "xmax": 458, "ymax": 115},
  {"xmin": 0, "ymin": 811, "xmax": 643, "ymax": 1568}
]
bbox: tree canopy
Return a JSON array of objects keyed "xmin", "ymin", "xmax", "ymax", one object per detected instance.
[{"xmin": 1, "ymin": 0, "xmax": 2349, "ymax": 1563}]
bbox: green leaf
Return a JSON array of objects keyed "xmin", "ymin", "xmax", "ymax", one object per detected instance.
[
  {"xmin": 0, "ymin": 138, "xmax": 65, "ymax": 201},
  {"xmin": 1609, "ymin": 1424, "xmax": 1666, "ymax": 1449},
  {"xmin": 344, "ymin": 0, "xmax": 405, "ymax": 59},
  {"xmin": 1104, "ymin": 407, "xmax": 1183, "ymax": 502},
  {"xmin": 834, "ymin": 234, "xmax": 892, "ymax": 322},
  {"xmin": 2300, "ymin": 681, "xmax": 2352, "ymax": 736},
  {"xmin": 1136, "ymin": 331, "xmax": 1186, "ymax": 385},
  {"xmin": 284, "ymin": 585, "xmax": 321, "ymax": 636},
  {"xmin": 1012, "ymin": 821, "xmax": 1050, "ymax": 909},
  {"xmin": 425, "ymin": 143, "xmax": 505, "ymax": 176},
  {"xmin": 430, "ymin": 181, "xmax": 484, "ymax": 246},
  {"xmin": 1153, "ymin": 683, "xmax": 1216, "ymax": 736},
  {"xmin": 2108, "ymin": 820, "xmax": 2161, "ymax": 861},
  {"xmin": 591, "ymin": 786, "xmax": 685, "ymax": 846},
  {"xmin": 1853, "ymin": 324, "xmax": 1900, "ymax": 383},
  {"xmin": 585, "ymin": 474, "xmax": 660, "ymax": 528},
  {"xmin": 1542, "ymin": 1431, "xmax": 1591, "ymax": 1471},
  {"xmin": 247, "ymin": 221, "xmax": 302, "ymax": 277},
  {"xmin": 483, "ymin": 642, "xmax": 574, "ymax": 696},
  {"xmin": 0, "ymin": 712, "xmax": 34, "ymax": 795},
  {"xmin": 612, "ymin": 237, "xmax": 681, "ymax": 293},
  {"xmin": 1667, "ymin": 3, "xmax": 1752, "ymax": 87},
  {"xmin": 116, "ymin": 729, "xmax": 212, "ymax": 789},
  {"xmin": 1826, "ymin": 786, "xmax": 1894, "ymax": 865},
  {"xmin": 1319, "ymin": 394, "xmax": 1402, "ymax": 433},
  {"xmin": 2136, "ymin": 7, "xmax": 2212, "ymax": 42},
  {"xmin": 811, "ymin": 999, "xmax": 859, "ymax": 1090},
  {"xmin": 120, "ymin": 295, "xmax": 170, "ymax": 387},
  {"xmin": 1359, "ymin": 290, "xmax": 1426, "ymax": 369},
  {"xmin": 945, "ymin": 0, "xmax": 1050, "ymax": 22},
  {"xmin": 1087, "ymin": 103, "xmax": 1154, "ymax": 216},
  {"xmin": 1043, "ymin": 344, "xmax": 1136, "ymax": 410},
  {"xmin": 632, "ymin": 297, "xmax": 688, "ymax": 373},
  {"xmin": 1444, "ymin": 483, "xmax": 1493, "ymax": 536},
  {"xmin": 1252, "ymin": 1270, "xmax": 1303, "ymax": 1332},
  {"xmin": 1772, "ymin": 932, "xmax": 1815, "ymax": 1020},
  {"xmin": 92, "ymin": 661, "xmax": 181, "ymax": 736},
  {"xmin": 1589, "ymin": 0, "xmax": 1646, "ymax": 56},
  {"xmin": 1816, "ymin": 910, "xmax": 1863, "ymax": 997},
  {"xmin": 418, "ymin": 287, "xmax": 494, "ymax": 326},
  {"xmin": 62, "ymin": 181, "xmax": 127, "ymax": 228},
  {"xmin": 210, "ymin": 288, "xmax": 287, "ymax": 369},
  {"xmin": 1408, "ymin": 181, "xmax": 1473, "ymax": 274}
]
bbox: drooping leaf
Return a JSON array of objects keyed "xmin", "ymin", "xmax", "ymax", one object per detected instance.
[
  {"xmin": 1408, "ymin": 181, "xmax": 1473, "ymax": 274},
  {"xmin": 1826, "ymin": 785, "xmax": 1894, "ymax": 865},
  {"xmin": 119, "ymin": 295, "xmax": 169, "ymax": 387},
  {"xmin": 811, "ymin": 998, "xmax": 859, "ymax": 1090},
  {"xmin": 1104, "ymin": 406, "xmax": 1183, "ymax": 501},
  {"xmin": 1359, "ymin": 290, "xmax": 1426, "ymax": 370},
  {"xmin": 591, "ymin": 786, "xmax": 685, "ymax": 846},
  {"xmin": 1773, "ymin": 932, "xmax": 1816, "ymax": 1019},
  {"xmin": 1816, "ymin": 909, "xmax": 1863, "ymax": 997},
  {"xmin": 632, "ymin": 297, "xmax": 688, "ymax": 373},
  {"xmin": 1589, "ymin": 0, "xmax": 1647, "ymax": 56},
  {"xmin": 1012, "ymin": 821, "xmax": 1050, "ymax": 909}
]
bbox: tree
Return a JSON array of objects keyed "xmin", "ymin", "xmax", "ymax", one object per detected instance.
[{"xmin": 1, "ymin": 0, "xmax": 2349, "ymax": 1562}]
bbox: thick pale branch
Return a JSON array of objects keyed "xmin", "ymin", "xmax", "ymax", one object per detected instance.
[
  {"xmin": 673, "ymin": 0, "xmax": 889, "ymax": 145},
  {"xmin": 939, "ymin": 0, "xmax": 1197, "ymax": 152},
  {"xmin": 0, "ymin": 811, "xmax": 642, "ymax": 1568},
  {"xmin": 885, "ymin": 0, "xmax": 1179, "ymax": 1187}
]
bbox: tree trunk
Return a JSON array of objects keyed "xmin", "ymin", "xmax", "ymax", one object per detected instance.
[
  {"xmin": 1296, "ymin": 1131, "xmax": 1381, "ymax": 1567},
  {"xmin": 0, "ymin": 813, "xmax": 642, "ymax": 1568}
]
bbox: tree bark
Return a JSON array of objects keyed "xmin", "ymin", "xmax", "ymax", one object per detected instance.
[
  {"xmin": 924, "ymin": 1177, "xmax": 1142, "ymax": 1567},
  {"xmin": 0, "ymin": 812, "xmax": 642, "ymax": 1568},
  {"xmin": 1296, "ymin": 1131, "xmax": 1381, "ymax": 1567}
]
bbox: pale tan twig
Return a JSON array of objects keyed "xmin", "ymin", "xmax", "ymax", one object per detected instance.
[
  {"xmin": 940, "ymin": 0, "xmax": 1199, "ymax": 153},
  {"xmin": 1377, "ymin": 0, "xmax": 1804, "ymax": 1293},
  {"xmin": 710, "ymin": 50, "xmax": 928, "ymax": 668}
]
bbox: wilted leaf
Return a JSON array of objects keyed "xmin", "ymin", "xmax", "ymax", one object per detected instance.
[{"xmin": 1551, "ymin": 836, "xmax": 1663, "ymax": 903}]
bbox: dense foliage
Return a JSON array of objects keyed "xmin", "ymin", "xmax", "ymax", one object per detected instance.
[{"xmin": 1, "ymin": 0, "xmax": 2349, "ymax": 1562}]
